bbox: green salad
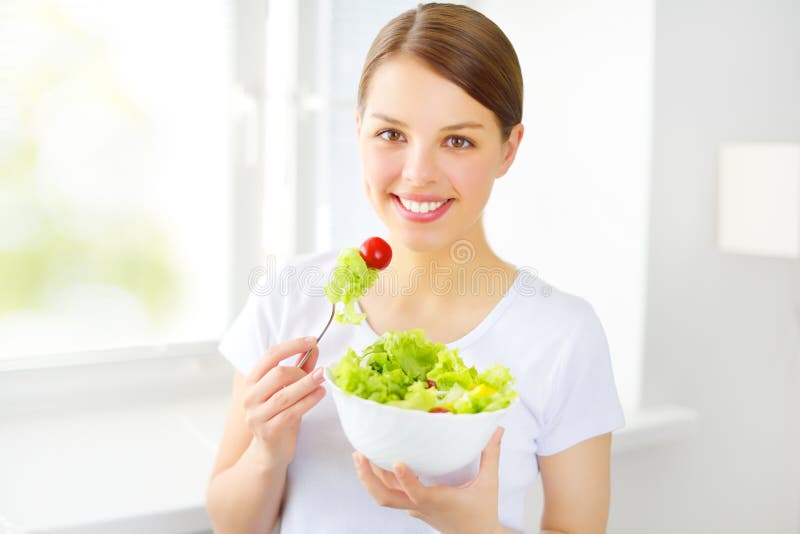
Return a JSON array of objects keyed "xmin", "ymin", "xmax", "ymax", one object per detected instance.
[
  {"xmin": 332, "ymin": 329, "xmax": 517, "ymax": 414},
  {"xmin": 324, "ymin": 247, "xmax": 379, "ymax": 325}
]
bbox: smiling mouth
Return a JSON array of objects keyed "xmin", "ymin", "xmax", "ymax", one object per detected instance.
[
  {"xmin": 391, "ymin": 194, "xmax": 454, "ymax": 214},
  {"xmin": 389, "ymin": 193, "xmax": 455, "ymax": 223}
]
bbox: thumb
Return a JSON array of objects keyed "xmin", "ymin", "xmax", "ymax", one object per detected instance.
[{"xmin": 477, "ymin": 426, "xmax": 504, "ymax": 481}]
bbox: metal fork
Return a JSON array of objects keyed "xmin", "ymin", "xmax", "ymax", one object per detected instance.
[{"xmin": 296, "ymin": 303, "xmax": 335, "ymax": 368}]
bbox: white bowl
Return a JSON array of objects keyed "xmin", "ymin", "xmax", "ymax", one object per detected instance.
[{"xmin": 325, "ymin": 366, "xmax": 516, "ymax": 477}]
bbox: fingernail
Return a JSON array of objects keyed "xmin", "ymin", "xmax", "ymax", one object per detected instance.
[
  {"xmin": 305, "ymin": 336, "xmax": 317, "ymax": 344},
  {"xmin": 393, "ymin": 464, "xmax": 405, "ymax": 476},
  {"xmin": 311, "ymin": 367, "xmax": 325, "ymax": 382}
]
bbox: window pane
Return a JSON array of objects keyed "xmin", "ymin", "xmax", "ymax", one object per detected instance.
[{"xmin": 0, "ymin": 0, "xmax": 232, "ymax": 359}]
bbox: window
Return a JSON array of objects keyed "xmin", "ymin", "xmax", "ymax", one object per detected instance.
[
  {"xmin": 0, "ymin": 0, "xmax": 251, "ymax": 364},
  {"xmin": 262, "ymin": 0, "xmax": 424, "ymax": 261}
]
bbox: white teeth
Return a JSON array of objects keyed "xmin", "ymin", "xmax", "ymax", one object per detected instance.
[{"xmin": 398, "ymin": 197, "xmax": 447, "ymax": 214}]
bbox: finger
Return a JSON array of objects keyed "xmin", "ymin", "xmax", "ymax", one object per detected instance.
[
  {"xmin": 352, "ymin": 453, "xmax": 415, "ymax": 509},
  {"xmin": 294, "ymin": 343, "xmax": 320, "ymax": 374},
  {"xmin": 245, "ymin": 364, "xmax": 308, "ymax": 409},
  {"xmin": 477, "ymin": 426, "xmax": 505, "ymax": 480},
  {"xmin": 369, "ymin": 462, "xmax": 404, "ymax": 491},
  {"xmin": 392, "ymin": 463, "xmax": 435, "ymax": 506},
  {"xmin": 266, "ymin": 383, "xmax": 326, "ymax": 427},
  {"xmin": 247, "ymin": 336, "xmax": 317, "ymax": 383},
  {"xmin": 254, "ymin": 366, "xmax": 327, "ymax": 422}
]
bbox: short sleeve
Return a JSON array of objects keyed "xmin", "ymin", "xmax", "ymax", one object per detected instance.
[
  {"xmin": 217, "ymin": 292, "xmax": 276, "ymax": 376},
  {"xmin": 535, "ymin": 302, "xmax": 626, "ymax": 456}
]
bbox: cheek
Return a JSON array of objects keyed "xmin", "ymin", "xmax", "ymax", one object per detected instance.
[
  {"xmin": 361, "ymin": 145, "xmax": 403, "ymax": 192},
  {"xmin": 447, "ymin": 155, "xmax": 496, "ymax": 201}
]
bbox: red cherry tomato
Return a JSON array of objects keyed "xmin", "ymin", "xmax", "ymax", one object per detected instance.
[
  {"xmin": 359, "ymin": 237, "xmax": 392, "ymax": 270},
  {"xmin": 428, "ymin": 407, "xmax": 451, "ymax": 413},
  {"xmin": 426, "ymin": 379, "xmax": 437, "ymax": 389}
]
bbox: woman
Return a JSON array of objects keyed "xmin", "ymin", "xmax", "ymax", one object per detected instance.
[{"xmin": 206, "ymin": 4, "xmax": 625, "ymax": 533}]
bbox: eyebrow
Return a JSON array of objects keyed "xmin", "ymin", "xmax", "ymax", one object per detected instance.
[{"xmin": 370, "ymin": 113, "xmax": 484, "ymax": 131}]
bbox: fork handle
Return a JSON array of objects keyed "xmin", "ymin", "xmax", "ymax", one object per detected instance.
[{"xmin": 296, "ymin": 303, "xmax": 335, "ymax": 368}]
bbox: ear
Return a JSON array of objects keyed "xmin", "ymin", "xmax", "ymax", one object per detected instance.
[
  {"xmin": 496, "ymin": 123, "xmax": 524, "ymax": 179},
  {"xmin": 354, "ymin": 105, "xmax": 362, "ymax": 138}
]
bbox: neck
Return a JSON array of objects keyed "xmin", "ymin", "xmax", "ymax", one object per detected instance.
[{"xmin": 375, "ymin": 218, "xmax": 513, "ymax": 302}]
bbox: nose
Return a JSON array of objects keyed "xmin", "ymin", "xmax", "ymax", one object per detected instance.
[{"xmin": 401, "ymin": 143, "xmax": 437, "ymax": 186}]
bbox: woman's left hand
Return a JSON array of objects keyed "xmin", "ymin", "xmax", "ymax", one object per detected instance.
[{"xmin": 352, "ymin": 427, "xmax": 505, "ymax": 534}]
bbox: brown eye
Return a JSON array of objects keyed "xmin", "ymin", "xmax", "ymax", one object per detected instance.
[
  {"xmin": 446, "ymin": 136, "xmax": 472, "ymax": 149},
  {"xmin": 379, "ymin": 129, "xmax": 405, "ymax": 142}
]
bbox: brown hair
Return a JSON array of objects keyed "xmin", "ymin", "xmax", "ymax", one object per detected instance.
[{"xmin": 357, "ymin": 3, "xmax": 523, "ymax": 140}]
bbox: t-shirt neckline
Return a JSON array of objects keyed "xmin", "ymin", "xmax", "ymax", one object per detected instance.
[{"xmin": 353, "ymin": 269, "xmax": 522, "ymax": 348}]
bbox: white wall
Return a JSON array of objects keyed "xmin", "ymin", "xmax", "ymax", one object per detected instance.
[
  {"xmin": 476, "ymin": 0, "xmax": 653, "ymax": 414},
  {"xmin": 614, "ymin": 0, "xmax": 799, "ymax": 532}
]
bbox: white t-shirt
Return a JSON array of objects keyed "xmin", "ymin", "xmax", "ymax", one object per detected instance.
[{"xmin": 218, "ymin": 249, "xmax": 625, "ymax": 533}]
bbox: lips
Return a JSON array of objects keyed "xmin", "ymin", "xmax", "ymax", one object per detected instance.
[{"xmin": 391, "ymin": 193, "xmax": 454, "ymax": 223}]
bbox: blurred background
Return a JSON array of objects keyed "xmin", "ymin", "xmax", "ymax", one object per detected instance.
[{"xmin": 0, "ymin": 0, "xmax": 797, "ymax": 533}]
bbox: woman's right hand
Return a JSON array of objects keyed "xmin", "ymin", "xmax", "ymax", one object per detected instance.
[{"xmin": 242, "ymin": 336, "xmax": 326, "ymax": 467}]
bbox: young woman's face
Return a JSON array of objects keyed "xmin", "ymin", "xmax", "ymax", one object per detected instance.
[{"xmin": 356, "ymin": 54, "xmax": 521, "ymax": 253}]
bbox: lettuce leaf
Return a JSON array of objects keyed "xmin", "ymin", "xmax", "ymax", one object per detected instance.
[
  {"xmin": 382, "ymin": 328, "xmax": 444, "ymax": 380},
  {"xmin": 324, "ymin": 248, "xmax": 379, "ymax": 325}
]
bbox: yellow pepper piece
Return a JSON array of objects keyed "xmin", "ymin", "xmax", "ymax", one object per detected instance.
[{"xmin": 469, "ymin": 384, "xmax": 497, "ymax": 398}]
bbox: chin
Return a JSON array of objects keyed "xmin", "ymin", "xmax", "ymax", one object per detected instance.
[{"xmin": 392, "ymin": 228, "xmax": 454, "ymax": 255}]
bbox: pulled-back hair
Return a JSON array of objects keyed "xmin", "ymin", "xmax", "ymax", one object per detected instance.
[{"xmin": 358, "ymin": 3, "xmax": 523, "ymax": 139}]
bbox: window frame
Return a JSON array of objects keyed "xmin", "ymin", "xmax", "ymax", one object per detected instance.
[{"xmin": 0, "ymin": 0, "xmax": 269, "ymax": 373}]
